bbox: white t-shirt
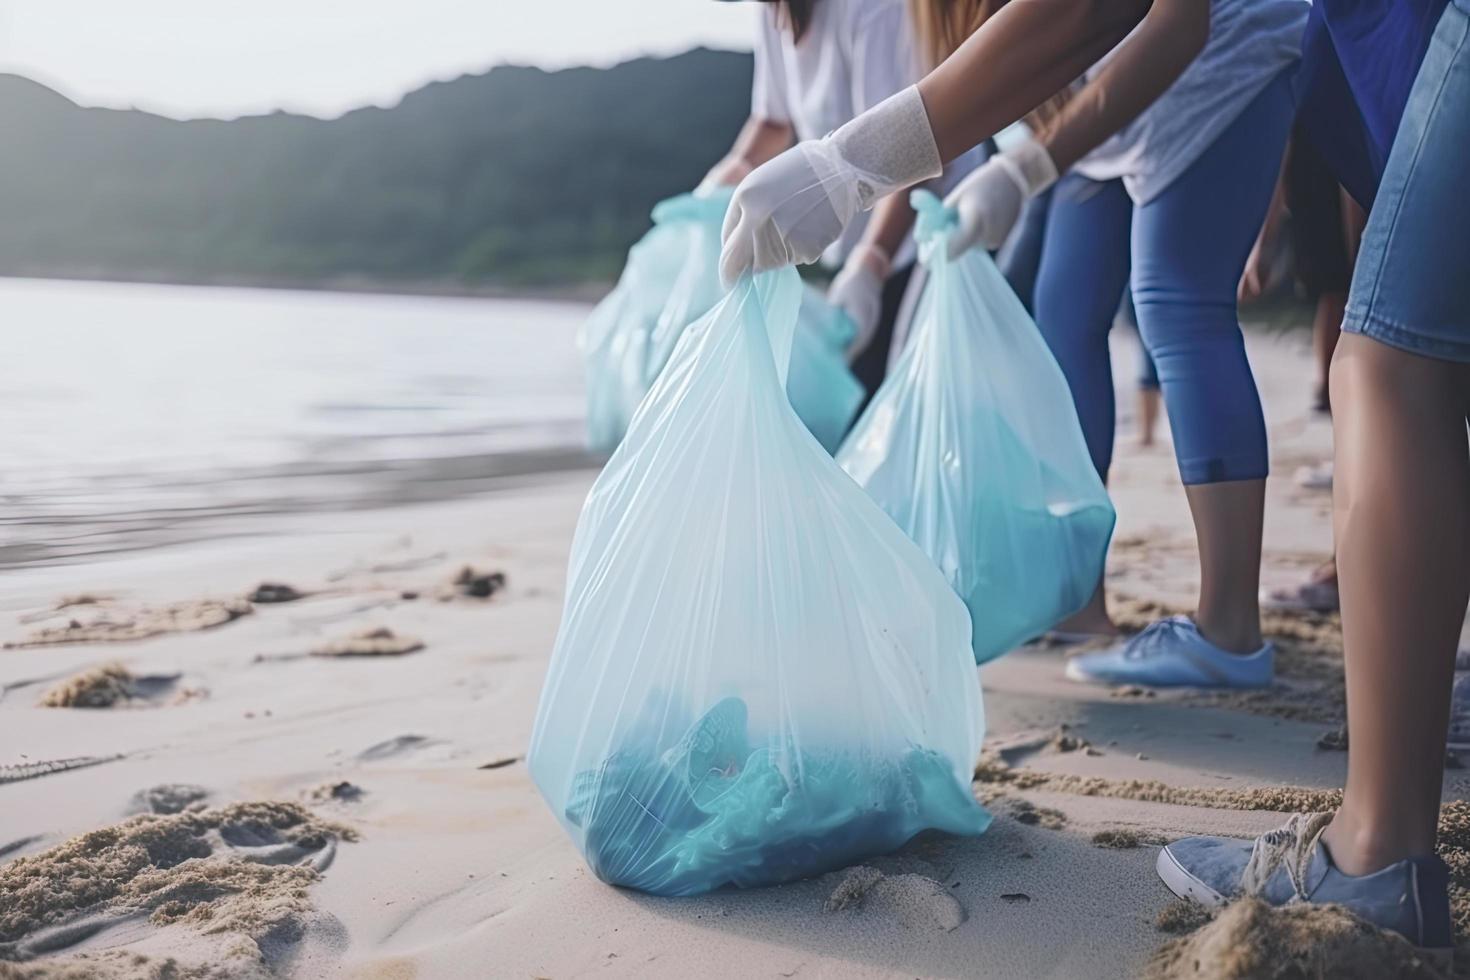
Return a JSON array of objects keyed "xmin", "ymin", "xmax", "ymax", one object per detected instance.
[
  {"xmin": 752, "ymin": 0, "xmax": 920, "ymax": 267},
  {"xmin": 1073, "ymin": 0, "xmax": 1308, "ymax": 204}
]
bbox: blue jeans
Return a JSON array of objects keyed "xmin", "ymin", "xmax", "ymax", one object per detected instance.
[
  {"xmin": 1342, "ymin": 0, "xmax": 1470, "ymax": 363},
  {"xmin": 1034, "ymin": 70, "xmax": 1296, "ymax": 485}
]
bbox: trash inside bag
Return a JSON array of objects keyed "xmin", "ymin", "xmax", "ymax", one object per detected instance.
[
  {"xmin": 838, "ymin": 190, "xmax": 1115, "ymax": 665},
  {"xmin": 580, "ymin": 189, "xmax": 863, "ymax": 454},
  {"xmin": 532, "ymin": 268, "xmax": 989, "ymax": 897}
]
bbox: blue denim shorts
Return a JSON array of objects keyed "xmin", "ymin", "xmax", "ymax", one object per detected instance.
[{"xmin": 1343, "ymin": 0, "xmax": 1470, "ymax": 363}]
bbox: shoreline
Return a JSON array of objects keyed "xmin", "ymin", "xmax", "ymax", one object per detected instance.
[{"xmin": 0, "ymin": 269, "xmax": 615, "ymax": 304}]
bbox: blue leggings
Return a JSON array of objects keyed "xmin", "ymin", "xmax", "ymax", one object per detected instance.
[{"xmin": 1033, "ymin": 71, "xmax": 1296, "ymax": 485}]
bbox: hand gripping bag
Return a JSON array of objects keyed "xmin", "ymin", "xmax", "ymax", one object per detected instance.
[
  {"xmin": 837, "ymin": 191, "xmax": 1115, "ymax": 664},
  {"xmin": 530, "ymin": 267, "xmax": 990, "ymax": 897}
]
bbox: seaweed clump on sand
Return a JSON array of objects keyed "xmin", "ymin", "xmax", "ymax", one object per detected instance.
[
  {"xmin": 0, "ymin": 801, "xmax": 355, "ymax": 967},
  {"xmin": 1145, "ymin": 898, "xmax": 1446, "ymax": 979},
  {"xmin": 37, "ymin": 664, "xmax": 138, "ymax": 708}
]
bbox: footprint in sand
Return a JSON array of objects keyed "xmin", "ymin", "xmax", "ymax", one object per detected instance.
[
  {"xmin": 822, "ymin": 866, "xmax": 966, "ymax": 932},
  {"xmin": 128, "ymin": 783, "xmax": 211, "ymax": 815},
  {"xmin": 0, "ymin": 801, "xmax": 354, "ymax": 972},
  {"xmin": 355, "ymin": 734, "xmax": 443, "ymax": 763}
]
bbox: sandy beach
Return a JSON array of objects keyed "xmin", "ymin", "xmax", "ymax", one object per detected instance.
[{"xmin": 2, "ymin": 326, "xmax": 1467, "ymax": 980}]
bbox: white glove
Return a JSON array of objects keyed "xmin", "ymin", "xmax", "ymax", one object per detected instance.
[
  {"xmin": 720, "ymin": 86, "xmax": 941, "ymax": 288},
  {"xmin": 942, "ymin": 140, "xmax": 1059, "ymax": 259},
  {"xmin": 827, "ymin": 244, "xmax": 891, "ymax": 362}
]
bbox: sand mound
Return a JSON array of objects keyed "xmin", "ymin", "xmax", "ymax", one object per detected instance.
[
  {"xmin": 822, "ymin": 866, "xmax": 965, "ymax": 932},
  {"xmin": 309, "ymin": 628, "xmax": 423, "ymax": 658},
  {"xmin": 0, "ymin": 950, "xmax": 265, "ymax": 980},
  {"xmin": 37, "ymin": 665, "xmax": 137, "ymax": 708},
  {"xmin": 1156, "ymin": 900, "xmax": 1214, "ymax": 934},
  {"xmin": 130, "ymin": 785, "xmax": 210, "ymax": 816},
  {"xmin": 1436, "ymin": 801, "xmax": 1470, "ymax": 946},
  {"xmin": 973, "ymin": 758, "xmax": 1342, "ymax": 813},
  {"xmin": 1145, "ymin": 898, "xmax": 1446, "ymax": 979},
  {"xmin": 0, "ymin": 801, "xmax": 354, "ymax": 966},
  {"xmin": 5, "ymin": 599, "xmax": 251, "ymax": 649}
]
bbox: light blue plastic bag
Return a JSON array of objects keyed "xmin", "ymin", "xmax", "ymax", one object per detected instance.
[
  {"xmin": 581, "ymin": 189, "xmax": 863, "ymax": 454},
  {"xmin": 838, "ymin": 191, "xmax": 1115, "ymax": 664},
  {"xmin": 531, "ymin": 268, "xmax": 990, "ymax": 897}
]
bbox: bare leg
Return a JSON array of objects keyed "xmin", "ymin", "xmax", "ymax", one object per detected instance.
[
  {"xmin": 1319, "ymin": 334, "xmax": 1470, "ymax": 875},
  {"xmin": 1312, "ymin": 291, "xmax": 1346, "ymax": 412},
  {"xmin": 1185, "ymin": 478, "xmax": 1268, "ymax": 653},
  {"xmin": 1137, "ymin": 386, "xmax": 1162, "ymax": 446},
  {"xmin": 1052, "ymin": 578, "xmax": 1121, "ymax": 637}
]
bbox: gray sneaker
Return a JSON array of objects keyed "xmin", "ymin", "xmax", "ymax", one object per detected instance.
[{"xmin": 1158, "ymin": 813, "xmax": 1454, "ymax": 965}]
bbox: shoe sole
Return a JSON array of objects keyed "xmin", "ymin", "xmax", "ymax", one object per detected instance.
[
  {"xmin": 1065, "ymin": 661, "xmax": 1273, "ymax": 690},
  {"xmin": 1156, "ymin": 848, "xmax": 1456, "ymax": 973},
  {"xmin": 1155, "ymin": 846, "xmax": 1227, "ymax": 908}
]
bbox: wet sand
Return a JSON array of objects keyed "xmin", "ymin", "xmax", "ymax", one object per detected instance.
[{"xmin": 2, "ymin": 327, "xmax": 1469, "ymax": 979}]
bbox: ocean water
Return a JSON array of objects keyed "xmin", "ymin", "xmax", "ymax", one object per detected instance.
[{"xmin": 0, "ymin": 277, "xmax": 591, "ymax": 568}]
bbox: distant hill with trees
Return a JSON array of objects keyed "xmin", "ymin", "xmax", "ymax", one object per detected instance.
[{"xmin": 0, "ymin": 48, "xmax": 751, "ymax": 290}]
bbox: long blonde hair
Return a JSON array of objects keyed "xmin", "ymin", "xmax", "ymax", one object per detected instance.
[{"xmin": 909, "ymin": 0, "xmax": 1073, "ymax": 130}]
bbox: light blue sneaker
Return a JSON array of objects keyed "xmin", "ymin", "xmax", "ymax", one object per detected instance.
[
  {"xmin": 1158, "ymin": 813, "xmax": 1455, "ymax": 966},
  {"xmin": 1063, "ymin": 615, "xmax": 1273, "ymax": 688}
]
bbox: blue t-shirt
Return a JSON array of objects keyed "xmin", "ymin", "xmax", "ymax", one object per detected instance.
[{"xmin": 1298, "ymin": 0, "xmax": 1448, "ymax": 207}]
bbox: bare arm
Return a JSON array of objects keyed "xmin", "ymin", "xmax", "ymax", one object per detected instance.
[
  {"xmin": 917, "ymin": 0, "xmax": 1208, "ymax": 172},
  {"xmin": 704, "ymin": 117, "xmax": 795, "ymax": 187}
]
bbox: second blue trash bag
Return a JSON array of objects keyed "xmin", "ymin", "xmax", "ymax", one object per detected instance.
[
  {"xmin": 838, "ymin": 191, "xmax": 1116, "ymax": 664},
  {"xmin": 530, "ymin": 268, "xmax": 990, "ymax": 897},
  {"xmin": 580, "ymin": 188, "xmax": 863, "ymax": 454}
]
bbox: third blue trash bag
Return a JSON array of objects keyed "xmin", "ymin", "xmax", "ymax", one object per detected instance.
[
  {"xmin": 582, "ymin": 189, "xmax": 863, "ymax": 454},
  {"xmin": 837, "ymin": 191, "xmax": 1116, "ymax": 664},
  {"xmin": 531, "ymin": 267, "xmax": 989, "ymax": 897}
]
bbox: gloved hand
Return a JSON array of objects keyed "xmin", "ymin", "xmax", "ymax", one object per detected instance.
[
  {"xmin": 942, "ymin": 140, "xmax": 1059, "ymax": 259},
  {"xmin": 827, "ymin": 244, "xmax": 891, "ymax": 362},
  {"xmin": 720, "ymin": 86, "xmax": 942, "ymax": 288}
]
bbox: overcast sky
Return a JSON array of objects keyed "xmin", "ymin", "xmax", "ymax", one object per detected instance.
[{"xmin": 0, "ymin": 1, "xmax": 759, "ymax": 120}]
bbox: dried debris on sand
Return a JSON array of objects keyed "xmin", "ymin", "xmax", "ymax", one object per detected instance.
[
  {"xmin": 821, "ymin": 866, "xmax": 965, "ymax": 932},
  {"xmin": 37, "ymin": 664, "xmax": 138, "ymax": 708},
  {"xmin": 0, "ymin": 801, "xmax": 355, "ymax": 966},
  {"xmin": 973, "ymin": 757, "xmax": 1342, "ymax": 813},
  {"xmin": 309, "ymin": 627, "xmax": 423, "ymax": 658},
  {"xmin": 1145, "ymin": 898, "xmax": 1446, "ymax": 979},
  {"xmin": 5, "ymin": 599, "xmax": 251, "ymax": 649}
]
